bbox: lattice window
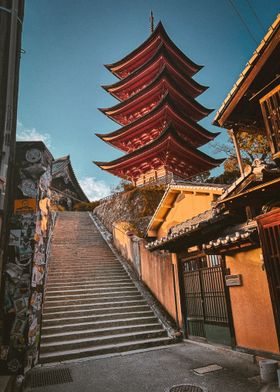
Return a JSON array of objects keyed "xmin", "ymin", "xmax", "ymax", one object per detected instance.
[{"xmin": 260, "ymin": 84, "xmax": 280, "ymax": 157}]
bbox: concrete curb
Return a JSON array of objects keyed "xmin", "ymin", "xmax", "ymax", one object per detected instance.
[{"xmin": 183, "ymin": 339, "xmax": 255, "ymax": 363}]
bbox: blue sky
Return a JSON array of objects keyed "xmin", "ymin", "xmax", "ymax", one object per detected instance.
[{"xmin": 17, "ymin": 0, "xmax": 279, "ymax": 200}]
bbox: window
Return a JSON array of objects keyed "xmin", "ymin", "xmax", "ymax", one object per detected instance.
[
  {"xmin": 183, "ymin": 254, "xmax": 222, "ymax": 272},
  {"xmin": 260, "ymin": 84, "xmax": 280, "ymax": 157}
]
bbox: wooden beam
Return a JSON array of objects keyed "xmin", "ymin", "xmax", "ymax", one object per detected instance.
[
  {"xmin": 218, "ymin": 30, "xmax": 280, "ymax": 127},
  {"xmin": 228, "ymin": 128, "xmax": 245, "ymax": 176}
]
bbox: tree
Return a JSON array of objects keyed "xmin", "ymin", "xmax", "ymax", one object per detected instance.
[
  {"xmin": 110, "ymin": 180, "xmax": 135, "ymax": 194},
  {"xmin": 195, "ymin": 130, "xmax": 270, "ymax": 185}
]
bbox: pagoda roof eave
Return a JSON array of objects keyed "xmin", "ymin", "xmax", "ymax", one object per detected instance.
[
  {"xmin": 52, "ymin": 156, "xmax": 89, "ymax": 202},
  {"xmin": 102, "ymin": 45, "xmax": 208, "ymax": 97},
  {"xmin": 99, "ymin": 76, "xmax": 213, "ymax": 123},
  {"xmin": 94, "ymin": 125, "xmax": 224, "ymax": 172},
  {"xmin": 104, "ymin": 21, "xmax": 203, "ymax": 79},
  {"xmin": 96, "ymin": 96, "xmax": 219, "ymax": 143}
]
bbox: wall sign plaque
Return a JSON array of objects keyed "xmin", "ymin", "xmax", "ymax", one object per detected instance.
[
  {"xmin": 14, "ymin": 199, "xmax": 36, "ymax": 214},
  {"xmin": 25, "ymin": 149, "xmax": 42, "ymax": 163},
  {"xmin": 225, "ymin": 274, "xmax": 242, "ymax": 287},
  {"xmin": 19, "ymin": 179, "xmax": 37, "ymax": 198}
]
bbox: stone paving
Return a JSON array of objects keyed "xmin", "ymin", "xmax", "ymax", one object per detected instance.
[{"xmin": 23, "ymin": 341, "xmax": 271, "ymax": 392}]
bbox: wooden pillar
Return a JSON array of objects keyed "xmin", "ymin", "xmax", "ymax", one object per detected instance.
[
  {"xmin": 228, "ymin": 128, "xmax": 245, "ymax": 176},
  {"xmin": 171, "ymin": 253, "xmax": 183, "ymax": 328}
]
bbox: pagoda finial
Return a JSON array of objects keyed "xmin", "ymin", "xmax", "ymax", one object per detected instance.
[{"xmin": 150, "ymin": 11, "xmax": 154, "ymax": 33}]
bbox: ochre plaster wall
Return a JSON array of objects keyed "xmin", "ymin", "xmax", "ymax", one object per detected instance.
[
  {"xmin": 113, "ymin": 223, "xmax": 182, "ymax": 326},
  {"xmin": 227, "ymin": 248, "xmax": 279, "ymax": 354},
  {"xmin": 139, "ymin": 242, "xmax": 182, "ymax": 325},
  {"xmin": 113, "ymin": 222, "xmax": 134, "ymax": 264},
  {"xmin": 157, "ymin": 191, "xmax": 218, "ymax": 239}
]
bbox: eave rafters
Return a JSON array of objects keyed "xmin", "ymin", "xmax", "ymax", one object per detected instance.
[
  {"xmin": 102, "ymin": 46, "xmax": 208, "ymax": 101},
  {"xmin": 99, "ymin": 76, "xmax": 213, "ymax": 125},
  {"xmin": 94, "ymin": 126, "xmax": 223, "ymax": 181},
  {"xmin": 105, "ymin": 22, "xmax": 203, "ymax": 79},
  {"xmin": 96, "ymin": 98, "xmax": 219, "ymax": 153}
]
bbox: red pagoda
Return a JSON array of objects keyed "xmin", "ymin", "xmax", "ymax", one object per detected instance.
[{"xmin": 94, "ymin": 22, "xmax": 223, "ymax": 186}]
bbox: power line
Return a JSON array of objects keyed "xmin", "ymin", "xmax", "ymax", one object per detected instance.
[
  {"xmin": 245, "ymin": 0, "xmax": 265, "ymax": 33},
  {"xmin": 227, "ymin": 0, "xmax": 259, "ymax": 45}
]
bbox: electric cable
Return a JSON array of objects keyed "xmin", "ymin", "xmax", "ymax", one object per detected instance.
[
  {"xmin": 244, "ymin": 0, "xmax": 265, "ymax": 33},
  {"xmin": 227, "ymin": 0, "xmax": 259, "ymax": 45}
]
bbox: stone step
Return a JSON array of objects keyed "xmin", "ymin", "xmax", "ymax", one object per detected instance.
[
  {"xmin": 47, "ymin": 268, "xmax": 125, "ymax": 275},
  {"xmin": 46, "ymin": 276, "xmax": 130, "ymax": 284},
  {"xmin": 40, "ymin": 329, "xmax": 167, "ymax": 354},
  {"xmin": 48, "ymin": 264, "xmax": 121, "ymax": 270},
  {"xmin": 39, "ymin": 212, "xmax": 175, "ymax": 364},
  {"xmin": 43, "ymin": 299, "xmax": 147, "ymax": 313},
  {"xmin": 48, "ymin": 266, "xmax": 121, "ymax": 271},
  {"xmin": 46, "ymin": 284, "xmax": 136, "ymax": 297},
  {"xmin": 49, "ymin": 258, "xmax": 119, "ymax": 260},
  {"xmin": 44, "ymin": 293, "xmax": 143, "ymax": 306},
  {"xmin": 47, "ymin": 272, "xmax": 127, "ymax": 279},
  {"xmin": 42, "ymin": 316, "xmax": 159, "ymax": 334},
  {"xmin": 45, "ymin": 279, "xmax": 131, "ymax": 289},
  {"xmin": 45, "ymin": 286, "xmax": 137, "ymax": 295},
  {"xmin": 42, "ymin": 310, "xmax": 155, "ymax": 326},
  {"xmin": 45, "ymin": 288, "xmax": 137, "ymax": 298},
  {"xmin": 39, "ymin": 337, "xmax": 173, "ymax": 364},
  {"xmin": 42, "ymin": 305, "xmax": 152, "ymax": 320},
  {"xmin": 41, "ymin": 323, "xmax": 162, "ymax": 343}
]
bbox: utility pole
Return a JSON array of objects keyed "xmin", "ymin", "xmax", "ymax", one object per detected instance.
[{"xmin": 0, "ymin": 0, "xmax": 24, "ymax": 323}]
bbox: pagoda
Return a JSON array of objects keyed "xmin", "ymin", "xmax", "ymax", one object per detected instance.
[{"xmin": 94, "ymin": 21, "xmax": 223, "ymax": 186}]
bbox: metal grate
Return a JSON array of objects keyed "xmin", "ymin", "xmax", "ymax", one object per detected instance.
[
  {"xmin": 169, "ymin": 385, "xmax": 204, "ymax": 392},
  {"xmin": 26, "ymin": 367, "xmax": 73, "ymax": 388}
]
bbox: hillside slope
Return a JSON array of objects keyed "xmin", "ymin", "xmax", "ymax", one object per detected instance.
[{"xmin": 94, "ymin": 187, "xmax": 164, "ymax": 236}]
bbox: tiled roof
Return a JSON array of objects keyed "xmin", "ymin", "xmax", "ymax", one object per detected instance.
[
  {"xmin": 170, "ymin": 179, "xmax": 227, "ymax": 190},
  {"xmin": 52, "ymin": 155, "xmax": 70, "ymax": 177},
  {"xmin": 202, "ymin": 223, "xmax": 258, "ymax": 251},
  {"xmin": 146, "ymin": 208, "xmax": 226, "ymax": 251},
  {"xmin": 52, "ymin": 155, "xmax": 89, "ymax": 202}
]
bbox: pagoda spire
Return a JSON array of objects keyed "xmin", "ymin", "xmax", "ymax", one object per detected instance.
[
  {"xmin": 150, "ymin": 11, "xmax": 154, "ymax": 33},
  {"xmin": 94, "ymin": 22, "xmax": 223, "ymax": 185}
]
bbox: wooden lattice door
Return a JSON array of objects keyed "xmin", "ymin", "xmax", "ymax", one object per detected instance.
[{"xmin": 182, "ymin": 254, "xmax": 233, "ymax": 346}]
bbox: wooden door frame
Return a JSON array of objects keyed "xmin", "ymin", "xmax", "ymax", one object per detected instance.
[
  {"xmin": 256, "ymin": 208, "xmax": 280, "ymax": 346},
  {"xmin": 178, "ymin": 253, "xmax": 235, "ymax": 346}
]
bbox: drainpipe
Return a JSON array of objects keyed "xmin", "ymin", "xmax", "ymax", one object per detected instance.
[{"xmin": 228, "ymin": 128, "xmax": 245, "ymax": 176}]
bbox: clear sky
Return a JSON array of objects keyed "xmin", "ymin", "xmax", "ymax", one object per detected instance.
[{"xmin": 17, "ymin": 0, "xmax": 279, "ymax": 200}]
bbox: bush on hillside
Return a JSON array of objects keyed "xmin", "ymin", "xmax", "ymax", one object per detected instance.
[{"xmin": 73, "ymin": 201, "xmax": 100, "ymax": 211}]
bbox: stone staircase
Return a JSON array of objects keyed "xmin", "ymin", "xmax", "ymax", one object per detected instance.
[{"xmin": 40, "ymin": 212, "xmax": 175, "ymax": 364}]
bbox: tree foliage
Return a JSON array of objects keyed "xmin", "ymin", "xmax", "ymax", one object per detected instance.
[
  {"xmin": 73, "ymin": 201, "xmax": 100, "ymax": 211},
  {"xmin": 111, "ymin": 180, "xmax": 135, "ymax": 194},
  {"xmin": 192, "ymin": 130, "xmax": 270, "ymax": 185}
]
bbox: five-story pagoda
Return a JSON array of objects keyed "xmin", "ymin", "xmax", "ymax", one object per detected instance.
[{"xmin": 94, "ymin": 21, "xmax": 223, "ymax": 186}]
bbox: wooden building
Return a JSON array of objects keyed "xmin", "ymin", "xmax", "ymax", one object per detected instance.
[
  {"xmin": 147, "ymin": 181, "xmax": 225, "ymax": 238},
  {"xmin": 51, "ymin": 155, "xmax": 89, "ymax": 208},
  {"xmin": 146, "ymin": 15, "xmax": 280, "ymax": 357},
  {"xmin": 94, "ymin": 22, "xmax": 223, "ymax": 185}
]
